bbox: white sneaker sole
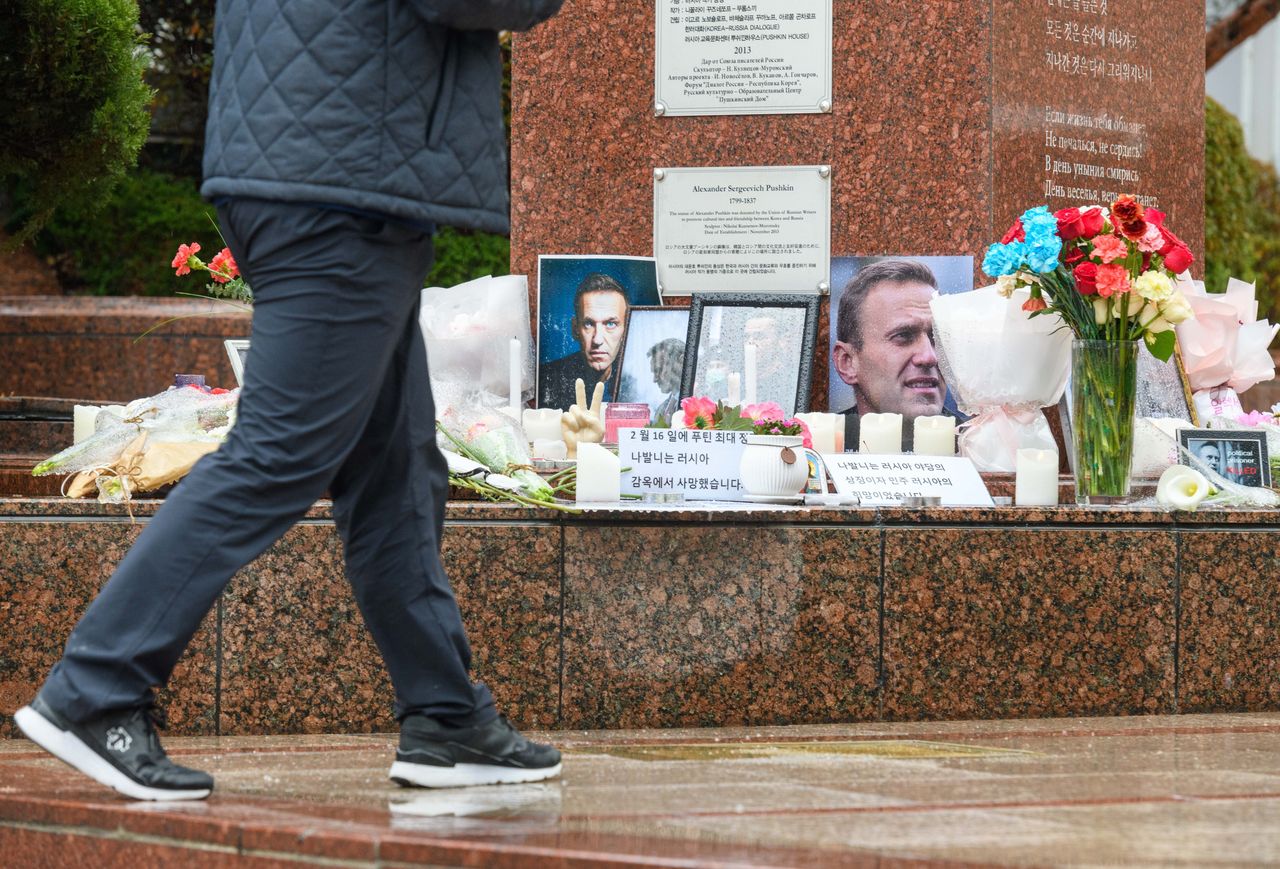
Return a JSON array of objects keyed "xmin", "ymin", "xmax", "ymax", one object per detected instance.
[
  {"xmin": 389, "ymin": 759, "xmax": 562, "ymax": 789},
  {"xmin": 13, "ymin": 706, "xmax": 211, "ymax": 802}
]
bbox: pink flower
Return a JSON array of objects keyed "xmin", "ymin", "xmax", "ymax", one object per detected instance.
[
  {"xmin": 209, "ymin": 248, "xmax": 238, "ymax": 283},
  {"xmin": 680, "ymin": 396, "xmax": 717, "ymax": 429},
  {"xmin": 171, "ymin": 242, "xmax": 201, "ymax": 276},
  {"xmin": 1094, "ymin": 263, "xmax": 1131, "ymax": 298},
  {"xmin": 1237, "ymin": 410, "xmax": 1270, "ymax": 427},
  {"xmin": 1022, "ymin": 296, "xmax": 1048, "ymax": 312},
  {"xmin": 743, "ymin": 401, "xmax": 784, "ymax": 422},
  {"xmin": 1136, "ymin": 222, "xmax": 1165, "ymax": 254},
  {"xmin": 1090, "ymin": 233, "xmax": 1128, "ymax": 264},
  {"xmin": 792, "ymin": 417, "xmax": 814, "ymax": 450}
]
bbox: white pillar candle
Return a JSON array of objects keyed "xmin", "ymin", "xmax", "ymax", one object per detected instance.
[
  {"xmin": 726, "ymin": 372, "xmax": 741, "ymax": 406},
  {"xmin": 859, "ymin": 412, "xmax": 902, "ymax": 454},
  {"xmin": 670, "ymin": 410, "xmax": 686, "ymax": 429},
  {"xmin": 575, "ymin": 442, "xmax": 621, "ymax": 503},
  {"xmin": 522, "ymin": 408, "xmax": 562, "ymax": 442},
  {"xmin": 531, "ymin": 438, "xmax": 568, "ymax": 460},
  {"xmin": 73, "ymin": 405, "xmax": 100, "ymax": 444},
  {"xmin": 509, "ymin": 337, "xmax": 522, "ymax": 411},
  {"xmin": 795, "ymin": 413, "xmax": 838, "ymax": 455},
  {"xmin": 743, "ymin": 344, "xmax": 757, "ymax": 406},
  {"xmin": 913, "ymin": 415, "xmax": 956, "ymax": 457},
  {"xmin": 1015, "ymin": 448, "xmax": 1059, "ymax": 506}
]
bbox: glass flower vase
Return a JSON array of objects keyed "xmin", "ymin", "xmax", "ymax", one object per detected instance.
[{"xmin": 1071, "ymin": 339, "xmax": 1140, "ymax": 504}]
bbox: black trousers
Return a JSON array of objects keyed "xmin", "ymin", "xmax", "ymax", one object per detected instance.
[{"xmin": 42, "ymin": 199, "xmax": 495, "ymax": 726}]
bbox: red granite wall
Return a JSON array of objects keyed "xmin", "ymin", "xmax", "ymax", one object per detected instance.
[{"xmin": 510, "ymin": 0, "xmax": 1203, "ymax": 281}]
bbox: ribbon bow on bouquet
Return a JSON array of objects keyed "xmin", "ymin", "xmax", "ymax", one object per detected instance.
[{"xmin": 1174, "ymin": 277, "xmax": 1279, "ymax": 423}]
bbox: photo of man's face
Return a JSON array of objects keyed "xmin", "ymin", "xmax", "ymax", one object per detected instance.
[
  {"xmin": 833, "ymin": 270, "xmax": 943, "ymax": 419},
  {"xmin": 1197, "ymin": 442, "xmax": 1221, "ymax": 474},
  {"xmin": 575, "ymin": 290, "xmax": 627, "ymax": 374}
]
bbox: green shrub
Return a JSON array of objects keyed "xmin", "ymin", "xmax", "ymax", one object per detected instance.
[
  {"xmin": 0, "ymin": 0, "xmax": 153, "ymax": 244},
  {"xmin": 24, "ymin": 168, "xmax": 222, "ymax": 295},
  {"xmin": 427, "ymin": 227, "xmax": 511, "ymax": 287}
]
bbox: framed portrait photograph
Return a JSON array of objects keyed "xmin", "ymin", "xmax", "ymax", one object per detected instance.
[
  {"xmin": 680, "ymin": 293, "xmax": 820, "ymax": 416},
  {"xmin": 1178, "ymin": 429, "xmax": 1271, "ymax": 488},
  {"xmin": 826, "ymin": 255, "xmax": 973, "ymax": 416},
  {"xmin": 614, "ymin": 306, "xmax": 691, "ymax": 423},
  {"xmin": 536, "ymin": 255, "xmax": 661, "ymax": 409}
]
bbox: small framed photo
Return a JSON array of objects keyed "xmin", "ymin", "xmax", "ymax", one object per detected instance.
[
  {"xmin": 681, "ymin": 293, "xmax": 820, "ymax": 416},
  {"xmin": 614, "ymin": 306, "xmax": 691, "ymax": 423},
  {"xmin": 224, "ymin": 339, "xmax": 250, "ymax": 387},
  {"xmin": 1178, "ymin": 429, "xmax": 1271, "ymax": 488}
]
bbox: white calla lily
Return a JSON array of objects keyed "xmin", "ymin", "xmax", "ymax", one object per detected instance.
[{"xmin": 1155, "ymin": 464, "xmax": 1212, "ymax": 511}]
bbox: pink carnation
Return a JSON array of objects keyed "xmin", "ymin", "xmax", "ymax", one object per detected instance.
[
  {"xmin": 1136, "ymin": 222, "xmax": 1165, "ymax": 254},
  {"xmin": 171, "ymin": 242, "xmax": 201, "ymax": 276},
  {"xmin": 680, "ymin": 396, "xmax": 717, "ymax": 429},
  {"xmin": 1237, "ymin": 410, "xmax": 1271, "ymax": 427},
  {"xmin": 1090, "ymin": 233, "xmax": 1128, "ymax": 264},
  {"xmin": 1094, "ymin": 263, "xmax": 1131, "ymax": 298}
]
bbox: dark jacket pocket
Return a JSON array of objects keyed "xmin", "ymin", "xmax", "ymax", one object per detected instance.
[{"xmin": 426, "ymin": 33, "xmax": 458, "ymax": 150}]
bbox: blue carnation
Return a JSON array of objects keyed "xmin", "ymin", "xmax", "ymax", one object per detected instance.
[
  {"xmin": 1023, "ymin": 235, "xmax": 1063, "ymax": 273},
  {"xmin": 982, "ymin": 241, "xmax": 1026, "ymax": 277}
]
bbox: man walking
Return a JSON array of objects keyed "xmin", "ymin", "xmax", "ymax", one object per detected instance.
[{"xmin": 16, "ymin": 0, "xmax": 564, "ymax": 800}]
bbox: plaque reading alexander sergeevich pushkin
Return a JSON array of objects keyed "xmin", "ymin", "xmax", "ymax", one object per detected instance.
[
  {"xmin": 655, "ymin": 0, "xmax": 832, "ymax": 117},
  {"xmin": 653, "ymin": 166, "xmax": 831, "ymax": 296}
]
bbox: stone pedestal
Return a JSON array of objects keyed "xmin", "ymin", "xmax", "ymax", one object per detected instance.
[{"xmin": 510, "ymin": 0, "xmax": 1204, "ymax": 290}]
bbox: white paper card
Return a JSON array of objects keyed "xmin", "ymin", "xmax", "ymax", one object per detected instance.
[
  {"xmin": 654, "ymin": 0, "xmax": 832, "ymax": 117},
  {"xmin": 654, "ymin": 165, "xmax": 830, "ymax": 295},
  {"xmin": 825, "ymin": 454, "xmax": 994, "ymax": 507},
  {"xmin": 619, "ymin": 427, "xmax": 750, "ymax": 501}
]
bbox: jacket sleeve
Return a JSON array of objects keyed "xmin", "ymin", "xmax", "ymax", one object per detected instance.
[{"xmin": 406, "ymin": 0, "xmax": 564, "ymax": 32}]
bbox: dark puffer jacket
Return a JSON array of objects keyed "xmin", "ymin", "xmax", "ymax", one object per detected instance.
[{"xmin": 202, "ymin": 0, "xmax": 562, "ymax": 233}]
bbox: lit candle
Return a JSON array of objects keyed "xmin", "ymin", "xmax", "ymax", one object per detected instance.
[
  {"xmin": 1015, "ymin": 448, "xmax": 1059, "ymax": 506},
  {"xmin": 575, "ymin": 442, "xmax": 621, "ymax": 503},
  {"xmin": 743, "ymin": 344, "xmax": 757, "ymax": 406},
  {"xmin": 726, "ymin": 372, "xmax": 741, "ymax": 406},
  {"xmin": 795, "ymin": 412, "xmax": 838, "ymax": 455},
  {"xmin": 509, "ymin": 337, "xmax": 522, "ymax": 410},
  {"xmin": 73, "ymin": 405, "xmax": 100, "ymax": 444},
  {"xmin": 522, "ymin": 408, "xmax": 562, "ymax": 442},
  {"xmin": 859, "ymin": 413, "xmax": 902, "ymax": 454},
  {"xmin": 913, "ymin": 415, "xmax": 956, "ymax": 457}
]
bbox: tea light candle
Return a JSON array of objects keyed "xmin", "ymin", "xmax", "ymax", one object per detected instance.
[
  {"xmin": 531, "ymin": 438, "xmax": 567, "ymax": 460},
  {"xmin": 73, "ymin": 405, "xmax": 100, "ymax": 444},
  {"xmin": 522, "ymin": 408, "xmax": 562, "ymax": 442},
  {"xmin": 795, "ymin": 412, "xmax": 839, "ymax": 455},
  {"xmin": 913, "ymin": 415, "xmax": 956, "ymax": 456},
  {"xmin": 859, "ymin": 413, "xmax": 902, "ymax": 454},
  {"xmin": 1015, "ymin": 448, "xmax": 1059, "ymax": 506},
  {"xmin": 575, "ymin": 442, "xmax": 621, "ymax": 503},
  {"xmin": 508, "ymin": 337, "xmax": 522, "ymax": 410},
  {"xmin": 726, "ymin": 372, "xmax": 741, "ymax": 406},
  {"xmin": 743, "ymin": 344, "xmax": 757, "ymax": 406}
]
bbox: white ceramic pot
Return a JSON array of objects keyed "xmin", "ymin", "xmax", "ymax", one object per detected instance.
[{"xmin": 739, "ymin": 435, "xmax": 808, "ymax": 496}]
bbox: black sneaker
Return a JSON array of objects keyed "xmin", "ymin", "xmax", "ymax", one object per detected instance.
[
  {"xmin": 13, "ymin": 694, "xmax": 213, "ymax": 801},
  {"xmin": 390, "ymin": 713, "xmax": 562, "ymax": 788}
]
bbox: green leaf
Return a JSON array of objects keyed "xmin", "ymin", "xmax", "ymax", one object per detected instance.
[{"xmin": 1145, "ymin": 329, "xmax": 1176, "ymax": 362}]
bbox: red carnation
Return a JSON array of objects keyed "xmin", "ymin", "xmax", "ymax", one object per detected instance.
[
  {"xmin": 1000, "ymin": 219, "xmax": 1025, "ymax": 244},
  {"xmin": 1022, "ymin": 296, "xmax": 1048, "ymax": 312},
  {"xmin": 1109, "ymin": 195, "xmax": 1147, "ymax": 240},
  {"xmin": 1064, "ymin": 246, "xmax": 1086, "ymax": 266},
  {"xmin": 1073, "ymin": 261, "xmax": 1099, "ymax": 296}
]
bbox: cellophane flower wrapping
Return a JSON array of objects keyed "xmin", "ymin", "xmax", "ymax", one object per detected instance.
[
  {"xmin": 930, "ymin": 285, "xmax": 1071, "ymax": 471},
  {"xmin": 434, "ymin": 392, "xmax": 552, "ymax": 503},
  {"xmin": 1175, "ymin": 277, "xmax": 1279, "ymax": 421},
  {"xmin": 419, "ymin": 275, "xmax": 534, "ymax": 410}
]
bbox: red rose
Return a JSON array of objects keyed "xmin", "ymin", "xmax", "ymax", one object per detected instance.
[
  {"xmin": 1157, "ymin": 225, "xmax": 1194, "ymax": 273},
  {"xmin": 1000, "ymin": 219, "xmax": 1025, "ymax": 244},
  {"xmin": 1145, "ymin": 207, "xmax": 1166, "ymax": 227},
  {"xmin": 1110, "ymin": 195, "xmax": 1147, "ymax": 240},
  {"xmin": 1079, "ymin": 206, "xmax": 1105, "ymax": 237},
  {"xmin": 1063, "ymin": 245, "xmax": 1086, "ymax": 266},
  {"xmin": 1055, "ymin": 208, "xmax": 1086, "ymax": 240},
  {"xmin": 1073, "ymin": 261, "xmax": 1099, "ymax": 296}
]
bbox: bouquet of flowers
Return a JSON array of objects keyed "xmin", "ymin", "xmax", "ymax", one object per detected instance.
[
  {"xmin": 982, "ymin": 197, "xmax": 1195, "ymax": 358},
  {"xmin": 982, "ymin": 197, "xmax": 1197, "ymax": 500}
]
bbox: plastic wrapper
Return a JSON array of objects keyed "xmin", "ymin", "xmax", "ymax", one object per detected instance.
[
  {"xmin": 1136, "ymin": 424, "xmax": 1280, "ymax": 510},
  {"xmin": 435, "ymin": 394, "xmax": 552, "ymax": 503},
  {"xmin": 1175, "ymin": 277, "xmax": 1278, "ymax": 411},
  {"xmin": 66, "ymin": 434, "xmax": 220, "ymax": 500},
  {"xmin": 931, "ymin": 285, "xmax": 1072, "ymax": 471},
  {"xmin": 420, "ymin": 275, "xmax": 534, "ymax": 410},
  {"xmin": 1131, "ymin": 417, "xmax": 1192, "ymax": 479}
]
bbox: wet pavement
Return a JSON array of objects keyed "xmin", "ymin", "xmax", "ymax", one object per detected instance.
[{"xmin": 3, "ymin": 713, "xmax": 1280, "ymax": 866}]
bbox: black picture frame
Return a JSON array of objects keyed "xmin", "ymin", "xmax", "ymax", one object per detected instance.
[
  {"xmin": 1177, "ymin": 428, "xmax": 1271, "ymax": 488},
  {"xmin": 680, "ymin": 293, "xmax": 820, "ymax": 416},
  {"xmin": 614, "ymin": 306, "xmax": 691, "ymax": 424}
]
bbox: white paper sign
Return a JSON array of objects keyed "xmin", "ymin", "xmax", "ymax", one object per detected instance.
[
  {"xmin": 825, "ymin": 454, "xmax": 994, "ymax": 507},
  {"xmin": 619, "ymin": 427, "xmax": 750, "ymax": 501},
  {"xmin": 654, "ymin": 165, "xmax": 830, "ymax": 296},
  {"xmin": 654, "ymin": 0, "xmax": 832, "ymax": 117}
]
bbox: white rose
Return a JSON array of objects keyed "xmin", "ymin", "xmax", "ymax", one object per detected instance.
[
  {"xmin": 1141, "ymin": 300, "xmax": 1173, "ymax": 333},
  {"xmin": 1159, "ymin": 291, "xmax": 1194, "ymax": 325},
  {"xmin": 1093, "ymin": 297, "xmax": 1109, "ymax": 326},
  {"xmin": 1155, "ymin": 465, "xmax": 1211, "ymax": 511},
  {"xmin": 1112, "ymin": 292, "xmax": 1144, "ymax": 319}
]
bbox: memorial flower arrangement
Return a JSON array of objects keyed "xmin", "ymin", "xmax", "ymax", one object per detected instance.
[
  {"xmin": 676, "ymin": 397, "xmax": 813, "ymax": 448},
  {"xmin": 981, "ymin": 196, "xmax": 1197, "ymax": 501},
  {"xmin": 138, "ymin": 238, "xmax": 254, "ymax": 341}
]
